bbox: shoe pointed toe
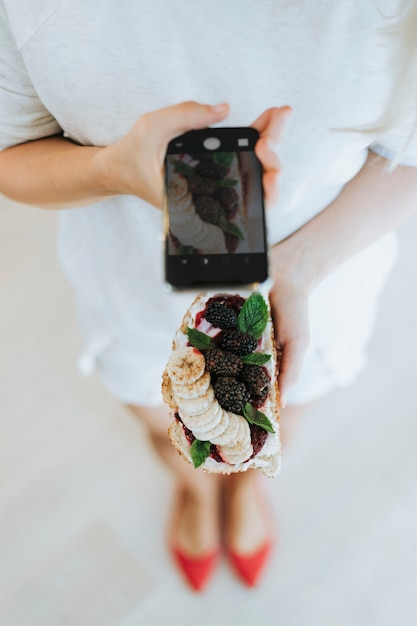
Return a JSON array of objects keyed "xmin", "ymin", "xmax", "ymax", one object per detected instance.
[
  {"xmin": 227, "ymin": 541, "xmax": 273, "ymax": 587},
  {"xmin": 171, "ymin": 548, "xmax": 220, "ymax": 591}
]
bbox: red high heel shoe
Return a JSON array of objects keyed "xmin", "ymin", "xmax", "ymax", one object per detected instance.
[
  {"xmin": 170, "ymin": 547, "xmax": 220, "ymax": 591},
  {"xmin": 223, "ymin": 477, "xmax": 276, "ymax": 587},
  {"xmin": 226, "ymin": 540, "xmax": 274, "ymax": 587},
  {"xmin": 168, "ymin": 487, "xmax": 220, "ymax": 591}
]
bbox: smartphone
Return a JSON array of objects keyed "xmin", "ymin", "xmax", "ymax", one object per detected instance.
[{"xmin": 163, "ymin": 127, "xmax": 268, "ymax": 289}]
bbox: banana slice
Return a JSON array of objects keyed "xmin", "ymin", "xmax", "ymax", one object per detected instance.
[
  {"xmin": 173, "ymin": 213, "xmax": 206, "ymax": 245},
  {"xmin": 210, "ymin": 411, "xmax": 241, "ymax": 446},
  {"xmin": 176, "ymin": 386, "xmax": 215, "ymax": 415},
  {"xmin": 169, "ymin": 191, "xmax": 193, "ymax": 213},
  {"xmin": 192, "ymin": 409, "xmax": 229, "ymax": 442},
  {"xmin": 237, "ymin": 416, "xmax": 251, "ymax": 446},
  {"xmin": 173, "ymin": 371, "xmax": 211, "ymax": 400},
  {"xmin": 168, "ymin": 175, "xmax": 188, "ymax": 201},
  {"xmin": 169, "ymin": 200, "xmax": 195, "ymax": 229},
  {"xmin": 167, "ymin": 347, "xmax": 205, "ymax": 385},
  {"xmin": 191, "ymin": 400, "xmax": 223, "ymax": 432},
  {"xmin": 198, "ymin": 223, "xmax": 227, "ymax": 254},
  {"xmin": 218, "ymin": 417, "xmax": 252, "ymax": 463},
  {"xmin": 179, "ymin": 398, "xmax": 222, "ymax": 431},
  {"xmin": 220, "ymin": 441, "xmax": 253, "ymax": 464}
]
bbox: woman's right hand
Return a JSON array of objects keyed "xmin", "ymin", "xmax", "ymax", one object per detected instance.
[{"xmin": 100, "ymin": 101, "xmax": 230, "ymax": 209}]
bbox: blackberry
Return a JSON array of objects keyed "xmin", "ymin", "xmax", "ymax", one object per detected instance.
[
  {"xmin": 213, "ymin": 377, "xmax": 250, "ymax": 413},
  {"xmin": 196, "ymin": 160, "xmax": 228, "ymax": 180},
  {"xmin": 205, "ymin": 349, "xmax": 243, "ymax": 377},
  {"xmin": 204, "ymin": 301, "xmax": 237, "ymax": 329},
  {"xmin": 220, "ymin": 329, "xmax": 257, "ymax": 355},
  {"xmin": 215, "ymin": 187, "xmax": 239, "ymax": 219},
  {"xmin": 207, "ymin": 295, "xmax": 245, "ymax": 314},
  {"xmin": 188, "ymin": 174, "xmax": 217, "ymax": 195},
  {"xmin": 241, "ymin": 365, "xmax": 270, "ymax": 398},
  {"xmin": 194, "ymin": 195, "xmax": 222, "ymax": 225}
]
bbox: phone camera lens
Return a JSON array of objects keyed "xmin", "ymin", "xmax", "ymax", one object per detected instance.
[{"xmin": 203, "ymin": 137, "xmax": 221, "ymax": 150}]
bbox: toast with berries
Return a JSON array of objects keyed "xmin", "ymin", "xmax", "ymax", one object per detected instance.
[{"xmin": 162, "ymin": 292, "xmax": 281, "ymax": 477}]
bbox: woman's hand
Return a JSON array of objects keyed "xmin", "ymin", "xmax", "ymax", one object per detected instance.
[
  {"xmin": 269, "ymin": 239, "xmax": 311, "ymax": 409},
  {"xmin": 100, "ymin": 101, "xmax": 229, "ymax": 208},
  {"xmin": 251, "ymin": 105, "xmax": 309, "ymax": 406},
  {"xmin": 100, "ymin": 101, "xmax": 293, "ymax": 209}
]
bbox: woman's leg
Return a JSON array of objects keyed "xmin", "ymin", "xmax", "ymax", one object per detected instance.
[
  {"xmin": 126, "ymin": 402, "xmax": 311, "ymax": 558},
  {"xmin": 126, "ymin": 403, "xmax": 221, "ymax": 556},
  {"xmin": 222, "ymin": 403, "xmax": 311, "ymax": 554}
]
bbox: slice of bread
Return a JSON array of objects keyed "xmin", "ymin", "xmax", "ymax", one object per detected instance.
[{"xmin": 162, "ymin": 292, "xmax": 281, "ymax": 477}]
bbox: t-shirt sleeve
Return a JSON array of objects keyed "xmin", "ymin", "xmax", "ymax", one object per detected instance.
[
  {"xmin": 369, "ymin": 110, "xmax": 417, "ymax": 168},
  {"xmin": 0, "ymin": 6, "xmax": 61, "ymax": 151}
]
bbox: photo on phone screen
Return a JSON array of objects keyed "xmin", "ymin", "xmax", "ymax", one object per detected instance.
[{"xmin": 164, "ymin": 128, "xmax": 268, "ymax": 288}]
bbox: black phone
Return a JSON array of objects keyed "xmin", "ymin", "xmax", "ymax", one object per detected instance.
[{"xmin": 163, "ymin": 127, "xmax": 268, "ymax": 289}]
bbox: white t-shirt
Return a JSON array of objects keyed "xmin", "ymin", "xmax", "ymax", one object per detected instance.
[{"xmin": 1, "ymin": 0, "xmax": 415, "ymax": 405}]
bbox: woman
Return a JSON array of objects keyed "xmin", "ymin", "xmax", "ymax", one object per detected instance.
[{"xmin": 1, "ymin": 0, "xmax": 417, "ymax": 590}]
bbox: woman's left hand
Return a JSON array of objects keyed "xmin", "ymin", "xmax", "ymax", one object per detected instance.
[
  {"xmin": 269, "ymin": 244, "xmax": 311, "ymax": 408},
  {"xmin": 251, "ymin": 106, "xmax": 310, "ymax": 406}
]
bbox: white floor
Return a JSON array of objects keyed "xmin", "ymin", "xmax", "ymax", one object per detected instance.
[{"xmin": 1, "ymin": 194, "xmax": 417, "ymax": 625}]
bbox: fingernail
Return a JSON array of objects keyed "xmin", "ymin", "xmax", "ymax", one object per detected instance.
[
  {"xmin": 284, "ymin": 106, "xmax": 294, "ymax": 124},
  {"xmin": 280, "ymin": 395, "xmax": 287, "ymax": 409},
  {"xmin": 211, "ymin": 103, "xmax": 228, "ymax": 114}
]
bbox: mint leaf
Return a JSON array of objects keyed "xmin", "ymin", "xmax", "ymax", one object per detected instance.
[
  {"xmin": 218, "ymin": 216, "xmax": 244, "ymax": 239},
  {"xmin": 241, "ymin": 353, "xmax": 271, "ymax": 365},
  {"xmin": 173, "ymin": 160, "xmax": 194, "ymax": 176},
  {"xmin": 237, "ymin": 293, "xmax": 268, "ymax": 339},
  {"xmin": 176, "ymin": 245, "xmax": 195, "ymax": 255},
  {"xmin": 190, "ymin": 439, "xmax": 211, "ymax": 468},
  {"xmin": 217, "ymin": 178, "xmax": 238, "ymax": 188},
  {"xmin": 242, "ymin": 402, "xmax": 275, "ymax": 433},
  {"xmin": 187, "ymin": 327, "xmax": 216, "ymax": 351},
  {"xmin": 212, "ymin": 152, "xmax": 235, "ymax": 169}
]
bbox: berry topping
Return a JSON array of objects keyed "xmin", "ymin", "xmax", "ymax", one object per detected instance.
[
  {"xmin": 213, "ymin": 376, "xmax": 250, "ymax": 413},
  {"xmin": 194, "ymin": 195, "xmax": 223, "ymax": 225},
  {"xmin": 205, "ymin": 349, "xmax": 243, "ymax": 377},
  {"xmin": 220, "ymin": 329, "xmax": 258, "ymax": 355},
  {"xmin": 188, "ymin": 174, "xmax": 218, "ymax": 195},
  {"xmin": 195, "ymin": 160, "xmax": 228, "ymax": 180},
  {"xmin": 249, "ymin": 423, "xmax": 269, "ymax": 458},
  {"xmin": 214, "ymin": 187, "xmax": 239, "ymax": 219},
  {"xmin": 204, "ymin": 301, "xmax": 238, "ymax": 329},
  {"xmin": 241, "ymin": 365, "xmax": 270, "ymax": 398},
  {"xmin": 207, "ymin": 294, "xmax": 245, "ymax": 314}
]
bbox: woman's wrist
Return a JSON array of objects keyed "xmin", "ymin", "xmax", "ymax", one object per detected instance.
[
  {"xmin": 93, "ymin": 144, "xmax": 130, "ymax": 197},
  {"xmin": 271, "ymin": 232, "xmax": 320, "ymax": 297}
]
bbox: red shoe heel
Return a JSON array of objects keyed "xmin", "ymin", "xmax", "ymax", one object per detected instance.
[{"xmin": 226, "ymin": 540, "xmax": 273, "ymax": 587}]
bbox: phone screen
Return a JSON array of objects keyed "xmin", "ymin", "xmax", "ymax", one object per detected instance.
[{"xmin": 164, "ymin": 128, "xmax": 268, "ymax": 288}]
